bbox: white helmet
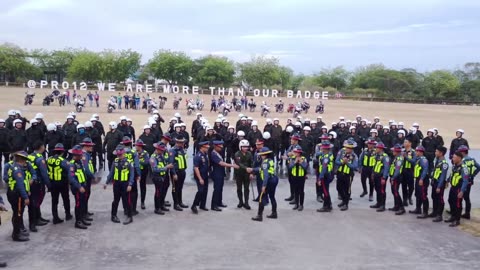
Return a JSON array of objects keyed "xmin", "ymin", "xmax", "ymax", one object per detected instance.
[
  {"xmin": 109, "ymin": 121, "xmax": 118, "ymax": 129},
  {"xmin": 273, "ymin": 118, "xmax": 279, "ymax": 122},
  {"xmin": 349, "ymin": 126, "xmax": 356, "ymax": 131},
  {"xmin": 251, "ymin": 121, "xmax": 258, "ymax": 126},
  {"xmin": 55, "ymin": 121, "xmax": 62, "ymax": 126},
  {"xmin": 90, "ymin": 117, "xmax": 97, "ymax": 122},
  {"xmin": 92, "ymin": 113, "xmax": 99, "ymax": 119},
  {"xmin": 16, "ymin": 110, "xmax": 22, "ymax": 116},
  {"xmin": 286, "ymin": 126, "xmax": 294, "ymax": 133},
  {"xmin": 7, "ymin": 110, "xmax": 16, "ymax": 116},
  {"xmin": 409, "ymin": 127, "xmax": 417, "ymax": 134},
  {"xmin": 215, "ymin": 118, "xmax": 222, "ymax": 123},
  {"xmin": 206, "ymin": 125, "xmax": 214, "ymax": 131},
  {"xmin": 120, "ymin": 116, "xmax": 127, "ymax": 121},
  {"xmin": 174, "ymin": 112, "xmax": 181, "ymax": 118},
  {"xmin": 317, "ymin": 116, "xmax": 323, "ymax": 120},
  {"xmin": 321, "ymin": 125, "xmax": 328, "ymax": 130},
  {"xmin": 303, "ymin": 126, "xmax": 311, "ymax": 131},
  {"xmin": 170, "ymin": 117, "xmax": 177, "ymax": 122},
  {"xmin": 295, "ymin": 121, "xmax": 302, "ymax": 127},
  {"xmin": 247, "ymin": 117, "xmax": 253, "ymax": 121},
  {"xmin": 35, "ymin": 113, "xmax": 44, "ymax": 119},
  {"xmin": 143, "ymin": 125, "xmax": 151, "ymax": 130},
  {"xmin": 30, "ymin": 119, "xmax": 38, "ymax": 124},
  {"xmin": 222, "ymin": 119, "xmax": 229, "ymax": 123},
  {"xmin": 66, "ymin": 115, "xmax": 74, "ymax": 120},
  {"xmin": 339, "ymin": 116, "xmax": 345, "ymax": 120},
  {"xmin": 383, "ymin": 126, "xmax": 390, "ymax": 131},
  {"xmin": 218, "ymin": 114, "xmax": 223, "ymax": 119},
  {"xmin": 456, "ymin": 129, "xmax": 464, "ymax": 134},
  {"xmin": 237, "ymin": 130, "xmax": 245, "ymax": 137},
  {"xmin": 126, "ymin": 118, "xmax": 132, "ymax": 122},
  {"xmin": 152, "ymin": 115, "xmax": 159, "ymax": 121},
  {"xmin": 239, "ymin": 139, "xmax": 250, "ymax": 148},
  {"xmin": 374, "ymin": 116, "xmax": 380, "ymax": 120},
  {"xmin": 152, "ymin": 110, "xmax": 159, "ymax": 114},
  {"xmin": 370, "ymin": 129, "xmax": 378, "ymax": 134},
  {"xmin": 149, "ymin": 120, "xmax": 156, "ymax": 127},
  {"xmin": 228, "ymin": 126, "xmax": 235, "ymax": 130},
  {"xmin": 174, "ymin": 123, "xmax": 181, "ymax": 129},
  {"xmin": 180, "ymin": 123, "xmax": 186, "ymax": 127},
  {"xmin": 0, "ymin": 118, "xmax": 4, "ymax": 123},
  {"xmin": 329, "ymin": 131, "xmax": 337, "ymax": 139},
  {"xmin": 84, "ymin": 121, "xmax": 93, "ymax": 128},
  {"xmin": 398, "ymin": 130, "xmax": 406, "ymax": 136},
  {"xmin": 13, "ymin": 119, "xmax": 22, "ymax": 126},
  {"xmin": 356, "ymin": 114, "xmax": 362, "ymax": 118},
  {"xmin": 47, "ymin": 123, "xmax": 56, "ymax": 131},
  {"xmin": 412, "ymin": 122, "xmax": 419, "ymax": 127},
  {"xmin": 263, "ymin": 132, "xmax": 271, "ymax": 139},
  {"xmin": 238, "ymin": 113, "xmax": 244, "ymax": 119},
  {"xmin": 76, "ymin": 124, "xmax": 85, "ymax": 131},
  {"xmin": 427, "ymin": 128, "xmax": 435, "ymax": 134},
  {"xmin": 241, "ymin": 117, "xmax": 247, "ymax": 121},
  {"xmin": 398, "ymin": 122, "xmax": 404, "ymax": 126},
  {"xmin": 196, "ymin": 113, "xmax": 202, "ymax": 116},
  {"xmin": 266, "ymin": 118, "xmax": 272, "ymax": 124}
]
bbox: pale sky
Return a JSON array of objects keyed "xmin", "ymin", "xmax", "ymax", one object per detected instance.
[{"xmin": 1, "ymin": 0, "xmax": 479, "ymax": 73}]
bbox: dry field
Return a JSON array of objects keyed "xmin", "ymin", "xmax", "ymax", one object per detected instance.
[{"xmin": 1, "ymin": 87, "xmax": 479, "ymax": 148}]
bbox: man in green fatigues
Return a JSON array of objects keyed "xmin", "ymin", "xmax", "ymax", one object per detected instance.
[{"xmin": 234, "ymin": 139, "xmax": 253, "ymax": 210}]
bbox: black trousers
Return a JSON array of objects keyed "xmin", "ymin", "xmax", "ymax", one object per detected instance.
[
  {"xmin": 173, "ymin": 170, "xmax": 186, "ymax": 205},
  {"xmin": 72, "ymin": 188, "xmax": 87, "ymax": 222},
  {"xmin": 28, "ymin": 183, "xmax": 46, "ymax": 225},
  {"xmin": 415, "ymin": 177, "xmax": 429, "ymax": 214},
  {"xmin": 463, "ymin": 183, "xmax": 472, "ymax": 215},
  {"xmin": 390, "ymin": 178, "xmax": 403, "ymax": 209},
  {"xmin": 337, "ymin": 172, "xmax": 353, "ymax": 205},
  {"xmin": 374, "ymin": 174, "xmax": 386, "ymax": 206},
  {"xmin": 448, "ymin": 186, "xmax": 462, "ymax": 222},
  {"xmin": 292, "ymin": 176, "xmax": 306, "ymax": 206},
  {"xmin": 161, "ymin": 175, "xmax": 170, "ymax": 207},
  {"xmin": 235, "ymin": 174, "xmax": 250, "ymax": 205},
  {"xmin": 402, "ymin": 169, "xmax": 414, "ymax": 201},
  {"xmin": 193, "ymin": 177, "xmax": 209, "ymax": 209},
  {"xmin": 140, "ymin": 168, "xmax": 148, "ymax": 204},
  {"xmin": 360, "ymin": 168, "xmax": 374, "ymax": 195},
  {"xmin": 111, "ymin": 181, "xmax": 132, "ymax": 217},
  {"xmin": 7, "ymin": 190, "xmax": 25, "ymax": 236},
  {"xmin": 153, "ymin": 178, "xmax": 163, "ymax": 210},
  {"xmin": 431, "ymin": 181, "xmax": 444, "ymax": 217},
  {"xmin": 51, "ymin": 181, "xmax": 71, "ymax": 219},
  {"xmin": 321, "ymin": 178, "xmax": 332, "ymax": 208}
]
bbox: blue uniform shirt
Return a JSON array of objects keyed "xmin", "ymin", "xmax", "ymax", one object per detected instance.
[
  {"xmin": 82, "ymin": 152, "xmax": 95, "ymax": 180},
  {"xmin": 6, "ymin": 162, "xmax": 31, "ymax": 199},
  {"xmin": 433, "ymin": 158, "xmax": 449, "ymax": 189},
  {"xmin": 462, "ymin": 156, "xmax": 480, "ymax": 183},
  {"xmin": 150, "ymin": 152, "xmax": 169, "ymax": 176},
  {"xmin": 193, "ymin": 151, "xmax": 209, "ymax": 181},
  {"xmin": 106, "ymin": 158, "xmax": 135, "ymax": 186},
  {"xmin": 169, "ymin": 146, "xmax": 187, "ymax": 172},
  {"xmin": 210, "ymin": 150, "xmax": 225, "ymax": 178},
  {"xmin": 416, "ymin": 156, "xmax": 429, "ymax": 181},
  {"xmin": 319, "ymin": 152, "xmax": 334, "ymax": 180},
  {"xmin": 31, "ymin": 152, "xmax": 51, "ymax": 188}
]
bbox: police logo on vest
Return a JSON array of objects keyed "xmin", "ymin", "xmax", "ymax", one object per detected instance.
[{"xmin": 262, "ymin": 164, "xmax": 268, "ymax": 169}]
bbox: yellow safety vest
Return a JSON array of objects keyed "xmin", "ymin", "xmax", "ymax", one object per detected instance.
[
  {"xmin": 70, "ymin": 160, "xmax": 86, "ymax": 184},
  {"xmin": 7, "ymin": 162, "xmax": 31, "ymax": 192},
  {"xmin": 113, "ymin": 158, "xmax": 130, "ymax": 181},
  {"xmin": 463, "ymin": 159, "xmax": 476, "ymax": 175},
  {"xmin": 404, "ymin": 150, "xmax": 413, "ymax": 169},
  {"xmin": 47, "ymin": 156, "xmax": 65, "ymax": 181},
  {"xmin": 374, "ymin": 153, "xmax": 387, "ymax": 174},
  {"xmin": 389, "ymin": 156, "xmax": 404, "ymax": 176},
  {"xmin": 319, "ymin": 153, "xmax": 334, "ymax": 174},
  {"xmin": 432, "ymin": 159, "xmax": 447, "ymax": 181},
  {"xmin": 175, "ymin": 151, "xmax": 187, "ymax": 170},
  {"xmin": 291, "ymin": 156, "xmax": 306, "ymax": 177},
  {"xmin": 451, "ymin": 164, "xmax": 467, "ymax": 187},
  {"xmin": 363, "ymin": 150, "xmax": 376, "ymax": 167},
  {"xmin": 138, "ymin": 150, "xmax": 148, "ymax": 170},
  {"xmin": 260, "ymin": 159, "xmax": 275, "ymax": 181},
  {"xmin": 414, "ymin": 157, "xmax": 426, "ymax": 178},
  {"xmin": 27, "ymin": 153, "xmax": 43, "ymax": 170}
]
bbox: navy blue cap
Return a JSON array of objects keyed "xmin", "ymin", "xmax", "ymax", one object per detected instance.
[{"xmin": 213, "ymin": 140, "xmax": 224, "ymax": 145}]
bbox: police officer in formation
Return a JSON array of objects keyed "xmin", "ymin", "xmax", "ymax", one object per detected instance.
[{"xmin": 47, "ymin": 143, "xmax": 73, "ymax": 224}]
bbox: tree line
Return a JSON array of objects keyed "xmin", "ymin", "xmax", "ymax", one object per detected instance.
[{"xmin": 1, "ymin": 42, "xmax": 479, "ymax": 102}]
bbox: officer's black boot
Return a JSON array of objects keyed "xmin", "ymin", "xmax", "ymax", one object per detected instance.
[
  {"xmin": 29, "ymin": 222, "xmax": 38, "ymax": 232},
  {"xmin": 285, "ymin": 186, "xmax": 294, "ymax": 201},
  {"xmin": 267, "ymin": 202, "xmax": 278, "ymax": 219},
  {"xmin": 52, "ymin": 207, "xmax": 63, "ymax": 224},
  {"xmin": 403, "ymin": 198, "xmax": 408, "ymax": 207},
  {"xmin": 243, "ymin": 192, "xmax": 251, "ymax": 210},
  {"xmin": 12, "ymin": 233, "xmax": 29, "ymax": 242},
  {"xmin": 418, "ymin": 200, "xmax": 430, "ymax": 219},
  {"xmin": 111, "ymin": 203, "xmax": 120, "ymax": 223},
  {"xmin": 252, "ymin": 205, "xmax": 264, "ymax": 222},
  {"xmin": 298, "ymin": 192, "xmax": 304, "ymax": 211},
  {"xmin": 75, "ymin": 221, "xmax": 88, "ymax": 229},
  {"xmin": 38, "ymin": 208, "xmax": 49, "ymax": 223},
  {"xmin": 395, "ymin": 207, "xmax": 406, "ymax": 215},
  {"xmin": 292, "ymin": 193, "xmax": 299, "ymax": 210},
  {"xmin": 237, "ymin": 192, "xmax": 244, "ymax": 208},
  {"xmin": 123, "ymin": 212, "xmax": 133, "ymax": 225},
  {"xmin": 409, "ymin": 198, "xmax": 421, "ymax": 214}
]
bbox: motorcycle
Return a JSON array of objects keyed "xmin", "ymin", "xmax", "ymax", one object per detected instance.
[
  {"xmin": 275, "ymin": 103, "xmax": 284, "ymax": 113},
  {"xmin": 301, "ymin": 102, "xmax": 310, "ymax": 113},
  {"xmin": 107, "ymin": 101, "xmax": 117, "ymax": 113},
  {"xmin": 173, "ymin": 98, "xmax": 181, "ymax": 110},
  {"xmin": 293, "ymin": 106, "xmax": 302, "ymax": 118},
  {"xmin": 261, "ymin": 105, "xmax": 270, "ymax": 118},
  {"xmin": 58, "ymin": 94, "xmax": 66, "ymax": 106},
  {"xmin": 24, "ymin": 92, "xmax": 35, "ymax": 105},
  {"xmin": 222, "ymin": 104, "xmax": 231, "ymax": 117},
  {"xmin": 75, "ymin": 98, "xmax": 85, "ymax": 113},
  {"xmin": 187, "ymin": 103, "xmax": 197, "ymax": 115},
  {"xmin": 235, "ymin": 103, "xmax": 242, "ymax": 112},
  {"xmin": 43, "ymin": 94, "xmax": 54, "ymax": 106},
  {"xmin": 147, "ymin": 101, "xmax": 158, "ymax": 114},
  {"xmin": 287, "ymin": 104, "xmax": 295, "ymax": 113},
  {"xmin": 315, "ymin": 104, "xmax": 324, "ymax": 114},
  {"xmin": 248, "ymin": 101, "xmax": 256, "ymax": 112}
]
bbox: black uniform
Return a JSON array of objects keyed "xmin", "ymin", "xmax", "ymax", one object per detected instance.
[{"xmin": 103, "ymin": 130, "xmax": 124, "ymax": 170}]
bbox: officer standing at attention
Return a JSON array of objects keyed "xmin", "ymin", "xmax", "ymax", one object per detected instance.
[
  {"xmin": 69, "ymin": 145, "xmax": 89, "ymax": 229},
  {"xmin": 80, "ymin": 138, "xmax": 95, "ymax": 219},
  {"xmin": 105, "ymin": 145, "xmax": 134, "ymax": 225},
  {"xmin": 455, "ymin": 145, "xmax": 480, "ymax": 219},
  {"xmin": 150, "ymin": 142, "xmax": 173, "ymax": 215},
  {"xmin": 135, "ymin": 139, "xmax": 150, "ymax": 210},
  {"xmin": 234, "ymin": 139, "xmax": 253, "ymax": 210},
  {"xmin": 430, "ymin": 146, "xmax": 449, "ymax": 222},
  {"xmin": 5, "ymin": 151, "xmax": 31, "ymax": 241},
  {"xmin": 210, "ymin": 140, "xmax": 239, "ymax": 211},
  {"xmin": 252, "ymin": 139, "xmax": 265, "ymax": 202},
  {"xmin": 191, "ymin": 141, "xmax": 210, "ymax": 214},
  {"xmin": 248, "ymin": 147, "xmax": 278, "ymax": 222},
  {"xmin": 410, "ymin": 146, "xmax": 430, "ymax": 219},
  {"xmin": 47, "ymin": 143, "xmax": 73, "ymax": 224},
  {"xmin": 370, "ymin": 142, "xmax": 390, "ymax": 212},
  {"xmin": 402, "ymin": 138, "xmax": 416, "ymax": 206},
  {"xmin": 445, "ymin": 152, "xmax": 469, "ymax": 227},
  {"xmin": 27, "ymin": 141, "xmax": 51, "ymax": 232},
  {"xmin": 0, "ymin": 194, "xmax": 9, "ymax": 266},
  {"xmin": 358, "ymin": 139, "xmax": 377, "ymax": 201},
  {"xmin": 288, "ymin": 145, "xmax": 308, "ymax": 211},
  {"xmin": 283, "ymin": 134, "xmax": 301, "ymax": 204},
  {"xmin": 389, "ymin": 144, "xmax": 405, "ymax": 215},
  {"xmin": 169, "ymin": 135, "xmax": 189, "ymax": 211},
  {"xmin": 121, "ymin": 136, "xmax": 141, "ymax": 215},
  {"xmin": 317, "ymin": 142, "xmax": 334, "ymax": 212},
  {"xmin": 335, "ymin": 139, "xmax": 358, "ymax": 211}
]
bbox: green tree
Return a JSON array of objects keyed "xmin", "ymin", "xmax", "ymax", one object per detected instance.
[
  {"xmin": 98, "ymin": 49, "xmax": 141, "ymax": 83},
  {"xmin": 0, "ymin": 43, "xmax": 42, "ymax": 82},
  {"xmin": 239, "ymin": 56, "xmax": 281, "ymax": 88},
  {"xmin": 313, "ymin": 66, "xmax": 349, "ymax": 90},
  {"xmin": 194, "ymin": 55, "xmax": 235, "ymax": 87},
  {"xmin": 31, "ymin": 48, "xmax": 78, "ymax": 81},
  {"xmin": 423, "ymin": 70, "xmax": 461, "ymax": 99},
  {"xmin": 278, "ymin": 66, "xmax": 293, "ymax": 90},
  {"xmin": 460, "ymin": 79, "xmax": 480, "ymax": 103},
  {"xmin": 67, "ymin": 50, "xmax": 102, "ymax": 82},
  {"xmin": 146, "ymin": 50, "xmax": 194, "ymax": 85}
]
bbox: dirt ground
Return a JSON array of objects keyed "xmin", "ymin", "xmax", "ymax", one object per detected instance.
[{"xmin": 2, "ymin": 86, "xmax": 479, "ymax": 148}]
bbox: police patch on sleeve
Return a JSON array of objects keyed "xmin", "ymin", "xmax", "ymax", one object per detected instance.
[
  {"xmin": 262, "ymin": 163, "xmax": 268, "ymax": 170},
  {"xmin": 396, "ymin": 161, "xmax": 402, "ymax": 166},
  {"xmin": 442, "ymin": 164, "xmax": 448, "ymax": 170},
  {"xmin": 385, "ymin": 157, "xmax": 390, "ymax": 163},
  {"xmin": 17, "ymin": 172, "xmax": 22, "ymax": 178},
  {"xmin": 463, "ymin": 167, "xmax": 469, "ymax": 175}
]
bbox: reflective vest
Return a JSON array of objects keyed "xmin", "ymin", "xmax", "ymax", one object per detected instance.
[
  {"xmin": 414, "ymin": 157, "xmax": 426, "ymax": 178},
  {"xmin": 291, "ymin": 156, "xmax": 306, "ymax": 177},
  {"xmin": 138, "ymin": 150, "xmax": 148, "ymax": 170},
  {"xmin": 389, "ymin": 156, "xmax": 404, "ymax": 177},
  {"xmin": 175, "ymin": 150, "xmax": 187, "ymax": 170},
  {"xmin": 319, "ymin": 153, "xmax": 334, "ymax": 174},
  {"xmin": 113, "ymin": 158, "xmax": 130, "ymax": 181},
  {"xmin": 432, "ymin": 159, "xmax": 447, "ymax": 181},
  {"xmin": 260, "ymin": 159, "xmax": 275, "ymax": 181},
  {"xmin": 463, "ymin": 159, "xmax": 477, "ymax": 177},
  {"xmin": 338, "ymin": 154, "xmax": 353, "ymax": 175},
  {"xmin": 47, "ymin": 156, "xmax": 65, "ymax": 181},
  {"xmin": 124, "ymin": 149, "xmax": 135, "ymax": 163},
  {"xmin": 7, "ymin": 161, "xmax": 31, "ymax": 192},
  {"xmin": 88, "ymin": 159, "xmax": 94, "ymax": 174},
  {"xmin": 70, "ymin": 160, "xmax": 86, "ymax": 184},
  {"xmin": 404, "ymin": 150, "xmax": 414, "ymax": 169},
  {"xmin": 155, "ymin": 156, "xmax": 166, "ymax": 176},
  {"xmin": 374, "ymin": 153, "xmax": 387, "ymax": 174},
  {"xmin": 362, "ymin": 149, "xmax": 376, "ymax": 167},
  {"xmin": 27, "ymin": 153, "xmax": 43, "ymax": 170},
  {"xmin": 451, "ymin": 164, "xmax": 467, "ymax": 187}
]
